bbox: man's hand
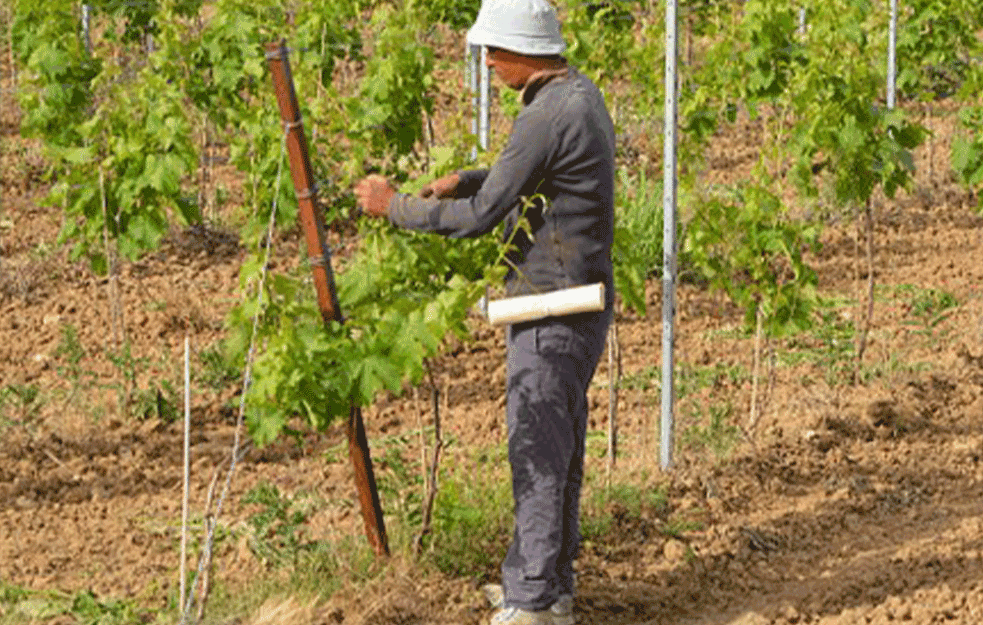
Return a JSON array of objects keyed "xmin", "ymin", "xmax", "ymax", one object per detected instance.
[
  {"xmin": 354, "ymin": 174, "xmax": 396, "ymax": 218},
  {"xmin": 418, "ymin": 172, "xmax": 461, "ymax": 199}
]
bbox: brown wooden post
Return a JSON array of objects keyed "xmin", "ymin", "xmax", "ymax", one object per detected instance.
[{"xmin": 266, "ymin": 40, "xmax": 389, "ymax": 557}]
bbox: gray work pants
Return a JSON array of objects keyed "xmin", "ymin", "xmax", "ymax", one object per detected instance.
[{"xmin": 502, "ymin": 308, "xmax": 611, "ymax": 612}]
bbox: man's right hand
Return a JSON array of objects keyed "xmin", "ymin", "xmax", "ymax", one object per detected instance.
[{"xmin": 418, "ymin": 172, "xmax": 461, "ymax": 199}]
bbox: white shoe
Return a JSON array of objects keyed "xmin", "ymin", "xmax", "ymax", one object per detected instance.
[
  {"xmin": 550, "ymin": 594, "xmax": 575, "ymax": 625},
  {"xmin": 482, "ymin": 584, "xmax": 506, "ymax": 609},
  {"xmin": 482, "ymin": 585, "xmax": 575, "ymax": 625},
  {"xmin": 490, "ymin": 607, "xmax": 553, "ymax": 625}
]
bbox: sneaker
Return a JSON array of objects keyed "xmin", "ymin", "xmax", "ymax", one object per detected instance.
[
  {"xmin": 550, "ymin": 594, "xmax": 574, "ymax": 625},
  {"xmin": 482, "ymin": 584, "xmax": 505, "ymax": 609},
  {"xmin": 482, "ymin": 585, "xmax": 575, "ymax": 625},
  {"xmin": 490, "ymin": 607, "xmax": 553, "ymax": 625}
]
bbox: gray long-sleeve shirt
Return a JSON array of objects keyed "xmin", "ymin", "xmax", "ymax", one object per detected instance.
[{"xmin": 388, "ymin": 65, "xmax": 615, "ymax": 307}]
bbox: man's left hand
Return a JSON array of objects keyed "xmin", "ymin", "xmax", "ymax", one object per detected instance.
[{"xmin": 354, "ymin": 175, "xmax": 396, "ymax": 218}]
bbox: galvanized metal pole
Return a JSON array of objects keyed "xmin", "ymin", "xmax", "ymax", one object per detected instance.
[
  {"xmin": 82, "ymin": 4, "xmax": 92, "ymax": 56},
  {"xmin": 468, "ymin": 43, "xmax": 481, "ymax": 160},
  {"xmin": 798, "ymin": 7, "xmax": 806, "ymax": 36},
  {"xmin": 661, "ymin": 0, "xmax": 679, "ymax": 471},
  {"xmin": 479, "ymin": 45, "xmax": 490, "ymax": 150},
  {"xmin": 180, "ymin": 336, "xmax": 190, "ymax": 625},
  {"xmin": 887, "ymin": 0, "xmax": 897, "ymax": 109}
]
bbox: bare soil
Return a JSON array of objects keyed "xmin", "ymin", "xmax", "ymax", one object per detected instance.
[{"xmin": 3, "ymin": 36, "xmax": 983, "ymax": 625}]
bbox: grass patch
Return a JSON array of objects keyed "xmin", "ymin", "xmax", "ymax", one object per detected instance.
[
  {"xmin": 619, "ymin": 361, "xmax": 749, "ymax": 398},
  {"xmin": 680, "ymin": 402, "xmax": 740, "ymax": 459},
  {"xmin": 581, "ymin": 479, "xmax": 669, "ymax": 542},
  {"xmin": 0, "ymin": 583, "xmax": 152, "ymax": 625},
  {"xmin": 0, "ymin": 383, "xmax": 43, "ymax": 430},
  {"xmin": 779, "ymin": 290, "xmax": 952, "ymax": 387},
  {"xmin": 892, "ymin": 283, "xmax": 960, "ymax": 336}
]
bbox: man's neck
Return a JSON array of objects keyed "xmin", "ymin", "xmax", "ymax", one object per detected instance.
[{"xmin": 520, "ymin": 60, "xmax": 570, "ymax": 105}]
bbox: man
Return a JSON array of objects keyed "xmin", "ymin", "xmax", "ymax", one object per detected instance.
[{"xmin": 354, "ymin": 0, "xmax": 615, "ymax": 623}]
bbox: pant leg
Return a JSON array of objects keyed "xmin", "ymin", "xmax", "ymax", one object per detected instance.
[
  {"xmin": 557, "ymin": 309, "xmax": 610, "ymax": 597},
  {"xmin": 502, "ymin": 310, "xmax": 610, "ymax": 611}
]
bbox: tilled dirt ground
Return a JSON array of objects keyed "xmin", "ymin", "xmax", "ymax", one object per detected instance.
[{"xmin": 3, "ymin": 39, "xmax": 983, "ymax": 625}]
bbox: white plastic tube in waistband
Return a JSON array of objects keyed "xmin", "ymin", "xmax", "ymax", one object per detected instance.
[{"xmin": 482, "ymin": 283, "xmax": 605, "ymax": 326}]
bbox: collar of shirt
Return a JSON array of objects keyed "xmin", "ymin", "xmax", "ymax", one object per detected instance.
[{"xmin": 521, "ymin": 63, "xmax": 571, "ymax": 106}]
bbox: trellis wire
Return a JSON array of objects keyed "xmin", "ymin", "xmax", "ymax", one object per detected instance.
[
  {"xmin": 661, "ymin": 0, "xmax": 679, "ymax": 471},
  {"xmin": 180, "ymin": 125, "xmax": 288, "ymax": 625}
]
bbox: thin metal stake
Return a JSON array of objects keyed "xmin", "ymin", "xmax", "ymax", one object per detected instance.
[
  {"xmin": 479, "ymin": 45, "xmax": 490, "ymax": 151},
  {"xmin": 180, "ymin": 336, "xmax": 190, "ymax": 625},
  {"xmin": 468, "ymin": 43, "xmax": 481, "ymax": 160},
  {"xmin": 82, "ymin": 5, "xmax": 92, "ymax": 56},
  {"xmin": 661, "ymin": 0, "xmax": 679, "ymax": 471},
  {"xmin": 887, "ymin": 0, "xmax": 898, "ymax": 109}
]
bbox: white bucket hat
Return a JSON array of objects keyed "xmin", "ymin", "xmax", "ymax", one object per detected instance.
[{"xmin": 466, "ymin": 0, "xmax": 567, "ymax": 56}]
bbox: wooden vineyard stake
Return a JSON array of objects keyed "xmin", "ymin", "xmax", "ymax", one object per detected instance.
[{"xmin": 266, "ymin": 40, "xmax": 390, "ymax": 557}]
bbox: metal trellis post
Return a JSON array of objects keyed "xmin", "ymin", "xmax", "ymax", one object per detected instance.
[
  {"xmin": 479, "ymin": 45, "xmax": 490, "ymax": 151},
  {"xmin": 661, "ymin": 0, "xmax": 679, "ymax": 471},
  {"xmin": 468, "ymin": 43, "xmax": 491, "ymax": 159},
  {"xmin": 887, "ymin": 0, "xmax": 897, "ymax": 109},
  {"xmin": 468, "ymin": 43, "xmax": 480, "ymax": 160},
  {"xmin": 82, "ymin": 4, "xmax": 92, "ymax": 56}
]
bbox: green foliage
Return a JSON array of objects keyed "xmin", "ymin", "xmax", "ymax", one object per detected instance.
[
  {"xmin": 785, "ymin": 0, "xmax": 926, "ymax": 204},
  {"xmin": 690, "ymin": 0, "xmax": 927, "ymax": 205},
  {"xmin": 57, "ymin": 68, "xmax": 198, "ymax": 270},
  {"xmin": 0, "ymin": 584, "xmax": 151, "ymax": 625},
  {"xmin": 784, "ymin": 305, "xmax": 858, "ymax": 386},
  {"xmin": 951, "ymin": 106, "xmax": 983, "ymax": 208},
  {"xmin": 708, "ymin": 2, "xmax": 805, "ymax": 104},
  {"xmin": 195, "ymin": 345, "xmax": 242, "ymax": 390},
  {"xmin": 0, "ymin": 384, "xmax": 42, "ymax": 427},
  {"xmin": 430, "ymin": 461, "xmax": 512, "ymax": 575},
  {"xmin": 560, "ymin": 0, "xmax": 638, "ymax": 86},
  {"xmin": 14, "ymin": 0, "xmax": 202, "ymax": 273},
  {"xmin": 243, "ymin": 483, "xmax": 322, "ymax": 568},
  {"xmin": 344, "ymin": 5, "xmax": 434, "ymax": 165},
  {"xmin": 408, "ymin": 0, "xmax": 482, "ymax": 29},
  {"xmin": 375, "ymin": 440, "xmax": 424, "ymax": 538},
  {"xmin": 581, "ymin": 480, "xmax": 670, "ymax": 543},
  {"xmin": 156, "ymin": 0, "xmax": 361, "ymax": 230},
  {"xmin": 677, "ymin": 361, "xmax": 749, "ymax": 398},
  {"xmin": 684, "ymin": 1, "xmax": 805, "ymax": 149},
  {"xmin": 680, "ymin": 402, "xmax": 739, "ymax": 458},
  {"xmin": 612, "ymin": 169, "xmax": 665, "ymax": 316},
  {"xmin": 12, "ymin": 0, "xmax": 99, "ymax": 150},
  {"xmin": 53, "ymin": 324, "xmax": 86, "ymax": 375},
  {"xmin": 686, "ymin": 181, "xmax": 820, "ymax": 337},
  {"xmin": 14, "ymin": 0, "xmax": 370, "ymax": 269},
  {"xmin": 895, "ymin": 0, "xmax": 983, "ymax": 99},
  {"xmin": 229, "ymin": 220, "xmax": 507, "ymax": 444},
  {"xmin": 681, "ymin": 0, "xmax": 736, "ymax": 38},
  {"xmin": 895, "ymin": 283, "xmax": 959, "ymax": 335},
  {"xmin": 129, "ymin": 382, "xmax": 181, "ymax": 422}
]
